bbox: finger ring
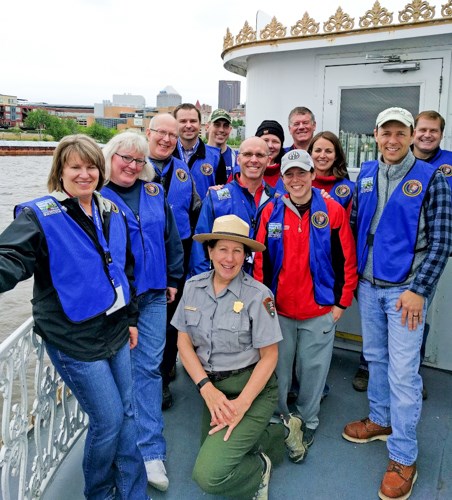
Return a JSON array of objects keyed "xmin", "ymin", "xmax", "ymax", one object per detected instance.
[{"xmin": 413, "ymin": 314, "xmax": 419, "ymax": 318}]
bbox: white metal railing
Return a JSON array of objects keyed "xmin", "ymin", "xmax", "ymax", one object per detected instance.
[{"xmin": 0, "ymin": 318, "xmax": 88, "ymax": 499}]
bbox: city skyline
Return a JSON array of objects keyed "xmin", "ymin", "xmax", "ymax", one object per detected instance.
[{"xmin": 1, "ymin": 0, "xmax": 413, "ymax": 108}]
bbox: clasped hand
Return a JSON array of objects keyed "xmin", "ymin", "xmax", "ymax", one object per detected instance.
[{"xmin": 200, "ymin": 384, "xmax": 249, "ymax": 441}]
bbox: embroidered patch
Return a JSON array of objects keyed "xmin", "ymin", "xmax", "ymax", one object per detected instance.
[
  {"xmin": 268, "ymin": 222, "xmax": 283, "ymax": 238},
  {"xmin": 263, "ymin": 297, "xmax": 276, "ymax": 317},
  {"xmin": 439, "ymin": 164, "xmax": 452, "ymax": 177},
  {"xmin": 176, "ymin": 168, "xmax": 188, "ymax": 182},
  {"xmin": 233, "ymin": 301, "xmax": 244, "ymax": 313},
  {"xmin": 334, "ymin": 184, "xmax": 351, "ymax": 198},
  {"xmin": 216, "ymin": 188, "xmax": 231, "ymax": 200},
  {"xmin": 36, "ymin": 199, "xmax": 61, "ymax": 216},
  {"xmin": 111, "ymin": 202, "xmax": 119, "ymax": 213},
  {"xmin": 287, "ymin": 151, "xmax": 300, "ymax": 160},
  {"xmin": 402, "ymin": 180, "xmax": 422, "ymax": 197},
  {"xmin": 360, "ymin": 177, "xmax": 374, "ymax": 193},
  {"xmin": 311, "ymin": 211, "xmax": 329, "ymax": 229},
  {"xmin": 144, "ymin": 183, "xmax": 159, "ymax": 196},
  {"xmin": 200, "ymin": 163, "xmax": 213, "ymax": 176}
]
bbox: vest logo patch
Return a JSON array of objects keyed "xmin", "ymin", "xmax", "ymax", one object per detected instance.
[
  {"xmin": 36, "ymin": 199, "xmax": 61, "ymax": 216},
  {"xmin": 402, "ymin": 180, "xmax": 422, "ymax": 197},
  {"xmin": 334, "ymin": 184, "xmax": 351, "ymax": 198},
  {"xmin": 144, "ymin": 183, "xmax": 160, "ymax": 196},
  {"xmin": 200, "ymin": 163, "xmax": 213, "ymax": 176},
  {"xmin": 263, "ymin": 297, "xmax": 276, "ymax": 317},
  {"xmin": 311, "ymin": 211, "xmax": 329, "ymax": 228},
  {"xmin": 268, "ymin": 222, "xmax": 282, "ymax": 238},
  {"xmin": 176, "ymin": 168, "xmax": 188, "ymax": 182},
  {"xmin": 360, "ymin": 177, "xmax": 374, "ymax": 193},
  {"xmin": 216, "ymin": 188, "xmax": 231, "ymax": 200},
  {"xmin": 439, "ymin": 164, "xmax": 452, "ymax": 177}
]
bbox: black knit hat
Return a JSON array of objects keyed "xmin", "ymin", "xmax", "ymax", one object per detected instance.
[{"xmin": 255, "ymin": 120, "xmax": 285, "ymax": 145}]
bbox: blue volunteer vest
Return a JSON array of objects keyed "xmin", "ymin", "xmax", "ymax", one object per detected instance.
[
  {"xmin": 188, "ymin": 144, "xmax": 221, "ymax": 200},
  {"xmin": 159, "ymin": 157, "xmax": 193, "ymax": 240},
  {"xmin": 16, "ymin": 196, "xmax": 130, "ymax": 323},
  {"xmin": 356, "ymin": 160, "xmax": 436, "ymax": 282},
  {"xmin": 102, "ymin": 182, "xmax": 167, "ymax": 294},
  {"xmin": 265, "ymin": 190, "xmax": 335, "ymax": 305},
  {"xmin": 222, "ymin": 147, "xmax": 237, "ymax": 180},
  {"xmin": 210, "ymin": 181, "xmax": 260, "ymax": 237},
  {"xmin": 330, "ymin": 178, "xmax": 354, "ymax": 208},
  {"xmin": 427, "ymin": 148, "xmax": 452, "ymax": 191}
]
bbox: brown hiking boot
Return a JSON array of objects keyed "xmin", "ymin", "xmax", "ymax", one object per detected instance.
[
  {"xmin": 378, "ymin": 460, "xmax": 417, "ymax": 499},
  {"xmin": 342, "ymin": 418, "xmax": 392, "ymax": 443}
]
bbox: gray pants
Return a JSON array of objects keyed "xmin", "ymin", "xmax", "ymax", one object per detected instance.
[{"xmin": 276, "ymin": 313, "xmax": 336, "ymax": 429}]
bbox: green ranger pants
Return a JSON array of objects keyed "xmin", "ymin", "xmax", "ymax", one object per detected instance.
[{"xmin": 192, "ymin": 370, "xmax": 285, "ymax": 499}]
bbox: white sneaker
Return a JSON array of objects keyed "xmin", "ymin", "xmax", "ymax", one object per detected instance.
[{"xmin": 145, "ymin": 459, "xmax": 169, "ymax": 491}]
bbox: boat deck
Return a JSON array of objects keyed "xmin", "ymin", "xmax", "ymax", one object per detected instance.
[{"xmin": 44, "ymin": 348, "xmax": 452, "ymax": 499}]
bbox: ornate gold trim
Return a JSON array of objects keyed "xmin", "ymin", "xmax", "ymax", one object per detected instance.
[
  {"xmin": 223, "ymin": 28, "xmax": 234, "ymax": 51},
  {"xmin": 222, "ymin": 2, "xmax": 451, "ymax": 55},
  {"xmin": 235, "ymin": 21, "xmax": 257, "ymax": 45},
  {"xmin": 260, "ymin": 16, "xmax": 287, "ymax": 40},
  {"xmin": 291, "ymin": 12, "xmax": 320, "ymax": 36},
  {"xmin": 399, "ymin": 0, "xmax": 435, "ymax": 22},
  {"xmin": 324, "ymin": 7, "xmax": 355, "ymax": 32},
  {"xmin": 359, "ymin": 1, "xmax": 393, "ymax": 27},
  {"xmin": 441, "ymin": 0, "xmax": 452, "ymax": 17}
]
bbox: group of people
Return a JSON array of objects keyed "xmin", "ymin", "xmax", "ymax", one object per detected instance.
[{"xmin": 0, "ymin": 102, "xmax": 451, "ymax": 500}]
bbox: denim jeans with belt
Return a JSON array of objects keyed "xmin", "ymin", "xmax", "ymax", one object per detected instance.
[
  {"xmin": 358, "ymin": 279, "xmax": 425, "ymax": 465},
  {"xmin": 132, "ymin": 289, "xmax": 167, "ymax": 462},
  {"xmin": 45, "ymin": 341, "xmax": 147, "ymax": 500}
]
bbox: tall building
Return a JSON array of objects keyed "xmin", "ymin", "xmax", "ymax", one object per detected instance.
[
  {"xmin": 156, "ymin": 86, "xmax": 182, "ymax": 108},
  {"xmin": 218, "ymin": 80, "xmax": 241, "ymax": 112}
]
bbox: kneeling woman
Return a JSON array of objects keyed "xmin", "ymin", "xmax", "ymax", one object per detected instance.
[{"xmin": 171, "ymin": 215, "xmax": 284, "ymax": 500}]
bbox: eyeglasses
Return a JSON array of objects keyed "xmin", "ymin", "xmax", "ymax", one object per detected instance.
[
  {"xmin": 149, "ymin": 128, "xmax": 178, "ymax": 141},
  {"xmin": 115, "ymin": 153, "xmax": 147, "ymax": 167},
  {"xmin": 239, "ymin": 152, "xmax": 269, "ymax": 159}
]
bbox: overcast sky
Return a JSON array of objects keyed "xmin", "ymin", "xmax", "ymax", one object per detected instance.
[{"xmin": 3, "ymin": 0, "xmax": 415, "ymax": 108}]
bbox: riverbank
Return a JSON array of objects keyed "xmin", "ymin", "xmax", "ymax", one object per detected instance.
[{"xmin": 0, "ymin": 139, "xmax": 58, "ymax": 156}]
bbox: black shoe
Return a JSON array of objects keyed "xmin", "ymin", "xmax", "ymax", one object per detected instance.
[
  {"xmin": 352, "ymin": 368, "xmax": 369, "ymax": 392},
  {"xmin": 162, "ymin": 386, "xmax": 173, "ymax": 410}
]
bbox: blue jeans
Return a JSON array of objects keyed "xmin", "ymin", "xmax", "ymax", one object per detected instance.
[
  {"xmin": 45, "ymin": 341, "xmax": 147, "ymax": 500},
  {"xmin": 132, "ymin": 290, "xmax": 167, "ymax": 461},
  {"xmin": 358, "ymin": 280, "xmax": 426, "ymax": 465}
]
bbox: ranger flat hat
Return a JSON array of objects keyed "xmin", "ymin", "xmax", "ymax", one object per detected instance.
[{"xmin": 193, "ymin": 214, "xmax": 265, "ymax": 252}]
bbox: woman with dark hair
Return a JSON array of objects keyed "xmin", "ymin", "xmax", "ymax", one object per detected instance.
[
  {"xmin": 308, "ymin": 131, "xmax": 355, "ymax": 212},
  {"xmin": 0, "ymin": 134, "xmax": 147, "ymax": 499},
  {"xmin": 255, "ymin": 120, "xmax": 285, "ymax": 188}
]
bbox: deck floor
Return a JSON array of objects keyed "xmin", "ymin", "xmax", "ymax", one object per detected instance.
[{"xmin": 45, "ymin": 348, "xmax": 452, "ymax": 499}]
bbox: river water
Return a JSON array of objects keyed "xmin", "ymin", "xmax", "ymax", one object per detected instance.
[{"xmin": 0, "ymin": 156, "xmax": 52, "ymax": 342}]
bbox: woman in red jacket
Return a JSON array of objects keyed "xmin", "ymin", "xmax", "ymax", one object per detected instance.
[{"xmin": 254, "ymin": 149, "xmax": 358, "ymax": 449}]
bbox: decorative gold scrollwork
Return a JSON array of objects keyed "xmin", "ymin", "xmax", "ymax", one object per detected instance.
[
  {"xmin": 260, "ymin": 17, "xmax": 287, "ymax": 40},
  {"xmin": 359, "ymin": 1, "xmax": 394, "ymax": 27},
  {"xmin": 291, "ymin": 12, "xmax": 320, "ymax": 35},
  {"xmin": 441, "ymin": 0, "xmax": 452, "ymax": 17},
  {"xmin": 235, "ymin": 21, "xmax": 257, "ymax": 45},
  {"xmin": 324, "ymin": 7, "xmax": 355, "ymax": 32},
  {"xmin": 399, "ymin": 0, "xmax": 436, "ymax": 22},
  {"xmin": 223, "ymin": 28, "xmax": 234, "ymax": 51}
]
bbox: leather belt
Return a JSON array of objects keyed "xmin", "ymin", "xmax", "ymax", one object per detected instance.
[{"xmin": 207, "ymin": 363, "xmax": 257, "ymax": 383}]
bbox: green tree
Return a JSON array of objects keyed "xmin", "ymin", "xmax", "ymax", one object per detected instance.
[
  {"xmin": 47, "ymin": 117, "xmax": 80, "ymax": 141},
  {"xmin": 85, "ymin": 122, "xmax": 115, "ymax": 143},
  {"xmin": 232, "ymin": 119, "xmax": 244, "ymax": 127},
  {"xmin": 24, "ymin": 109, "xmax": 52, "ymax": 139}
]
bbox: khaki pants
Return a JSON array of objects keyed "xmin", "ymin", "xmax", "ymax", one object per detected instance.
[{"xmin": 192, "ymin": 371, "xmax": 284, "ymax": 499}]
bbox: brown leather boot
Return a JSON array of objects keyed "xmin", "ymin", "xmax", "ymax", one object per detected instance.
[
  {"xmin": 342, "ymin": 417, "xmax": 392, "ymax": 443},
  {"xmin": 378, "ymin": 460, "xmax": 417, "ymax": 499}
]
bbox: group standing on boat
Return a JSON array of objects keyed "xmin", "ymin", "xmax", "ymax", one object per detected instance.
[{"xmin": 0, "ymin": 104, "xmax": 451, "ymax": 500}]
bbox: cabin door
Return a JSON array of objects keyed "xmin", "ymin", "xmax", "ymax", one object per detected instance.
[{"xmin": 322, "ymin": 57, "xmax": 444, "ymax": 168}]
